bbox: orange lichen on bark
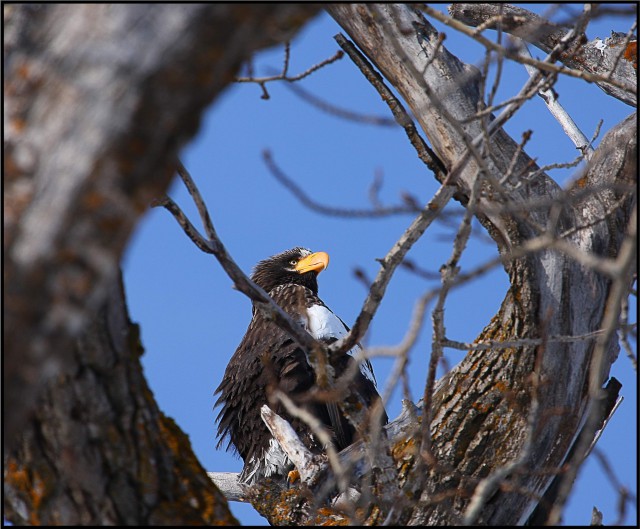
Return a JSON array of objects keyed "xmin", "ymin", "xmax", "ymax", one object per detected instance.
[
  {"xmin": 574, "ymin": 174, "xmax": 589, "ymax": 189},
  {"xmin": 471, "ymin": 400, "xmax": 492, "ymax": 414},
  {"xmin": 493, "ymin": 380, "xmax": 514, "ymax": 396},
  {"xmin": 157, "ymin": 414, "xmax": 183, "ymax": 455},
  {"xmin": 248, "ymin": 486, "xmax": 308, "ymax": 525},
  {"xmin": 312, "ymin": 506, "xmax": 350, "ymax": 525},
  {"xmin": 156, "ymin": 414, "xmax": 239, "ymax": 525},
  {"xmin": 247, "ymin": 480, "xmax": 359, "ymax": 525},
  {"xmin": 623, "ymin": 41, "xmax": 637, "ymax": 68},
  {"xmin": 82, "ymin": 190, "xmax": 107, "ymax": 209},
  {"xmin": 391, "ymin": 435, "xmax": 419, "ymax": 485},
  {"xmin": 3, "ymin": 459, "xmax": 51, "ymax": 525}
]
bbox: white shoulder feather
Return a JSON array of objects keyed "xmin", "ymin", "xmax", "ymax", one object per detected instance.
[{"xmin": 304, "ymin": 304, "xmax": 376, "ymax": 384}]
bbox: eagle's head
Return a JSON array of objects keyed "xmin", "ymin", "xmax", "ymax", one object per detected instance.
[{"xmin": 251, "ymin": 247, "xmax": 329, "ymax": 295}]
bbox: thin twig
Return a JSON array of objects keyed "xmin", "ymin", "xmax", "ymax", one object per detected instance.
[
  {"xmin": 423, "ymin": 5, "xmax": 635, "ymax": 95},
  {"xmin": 236, "ymin": 49, "xmax": 344, "ymax": 84},
  {"xmin": 269, "ymin": 391, "xmax": 350, "ymax": 496},
  {"xmin": 328, "ymin": 181, "xmax": 457, "ymax": 357},
  {"xmin": 377, "ymin": 4, "xmax": 560, "ymax": 254},
  {"xmin": 449, "ymin": 2, "xmax": 570, "ymax": 53},
  {"xmin": 500, "ymin": 130, "xmax": 533, "ymax": 186},
  {"xmin": 591, "ymin": 448, "xmax": 636, "ymax": 525},
  {"xmin": 400, "ymin": 259, "xmax": 441, "ymax": 280},
  {"xmin": 422, "ymin": 156, "xmax": 485, "ymax": 462},
  {"xmin": 334, "ymin": 32, "xmax": 447, "ymax": 179},
  {"xmin": 442, "ymin": 328, "xmax": 616, "ymax": 352},
  {"xmin": 448, "ymin": 3, "xmax": 637, "ymax": 106},
  {"xmin": 281, "ymin": 80, "xmax": 398, "ymax": 127},
  {"xmin": 617, "ymin": 296, "xmax": 638, "ymax": 371},
  {"xmin": 263, "ymin": 150, "xmax": 420, "ymax": 218},
  {"xmin": 484, "ymin": 5, "xmax": 506, "ymax": 111},
  {"xmin": 236, "ymin": 46, "xmax": 344, "ymax": 99},
  {"xmin": 155, "ymin": 161, "xmax": 327, "ymax": 366}
]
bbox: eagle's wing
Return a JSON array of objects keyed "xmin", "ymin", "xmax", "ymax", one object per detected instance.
[
  {"xmin": 305, "ymin": 302, "xmax": 377, "ymax": 385},
  {"xmin": 279, "ymin": 346, "xmax": 349, "ymax": 450},
  {"xmin": 215, "ymin": 282, "xmax": 386, "ymax": 484}
]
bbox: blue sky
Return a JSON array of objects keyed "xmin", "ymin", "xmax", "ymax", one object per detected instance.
[{"xmin": 123, "ymin": 5, "xmax": 637, "ymax": 525}]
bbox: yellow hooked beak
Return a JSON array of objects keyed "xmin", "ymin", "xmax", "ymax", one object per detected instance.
[{"xmin": 295, "ymin": 251, "xmax": 329, "ymax": 275}]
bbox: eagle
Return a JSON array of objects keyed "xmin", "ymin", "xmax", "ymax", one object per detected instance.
[{"xmin": 215, "ymin": 247, "xmax": 387, "ymax": 485}]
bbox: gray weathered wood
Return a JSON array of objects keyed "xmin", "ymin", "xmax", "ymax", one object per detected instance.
[
  {"xmin": 208, "ymin": 473, "xmax": 247, "ymax": 503},
  {"xmin": 4, "ymin": 2, "xmax": 319, "ymax": 454},
  {"xmin": 326, "ymin": 4, "xmax": 636, "ymax": 525},
  {"xmin": 5, "ymin": 3, "xmax": 634, "ymax": 526},
  {"xmin": 449, "ymin": 3, "xmax": 637, "ymax": 106}
]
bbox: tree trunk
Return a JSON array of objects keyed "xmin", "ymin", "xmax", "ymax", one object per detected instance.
[
  {"xmin": 324, "ymin": 5, "xmax": 636, "ymax": 525},
  {"xmin": 3, "ymin": 3, "xmax": 319, "ymax": 525},
  {"xmin": 4, "ymin": 273, "xmax": 239, "ymax": 525},
  {"xmin": 4, "ymin": 1, "xmax": 319, "ymax": 455}
]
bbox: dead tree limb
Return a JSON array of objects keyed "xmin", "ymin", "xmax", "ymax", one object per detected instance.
[
  {"xmin": 193, "ymin": 5, "xmax": 637, "ymax": 525},
  {"xmin": 325, "ymin": 4, "xmax": 636, "ymax": 525},
  {"xmin": 447, "ymin": 3, "xmax": 637, "ymax": 106}
]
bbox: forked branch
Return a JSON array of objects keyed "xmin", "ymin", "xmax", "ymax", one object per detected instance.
[{"xmin": 154, "ymin": 161, "xmax": 328, "ymax": 369}]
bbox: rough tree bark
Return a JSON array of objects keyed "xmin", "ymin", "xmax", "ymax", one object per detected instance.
[
  {"xmin": 320, "ymin": 4, "xmax": 635, "ymax": 525},
  {"xmin": 4, "ymin": 273, "xmax": 239, "ymax": 525},
  {"xmin": 208, "ymin": 5, "xmax": 636, "ymax": 525},
  {"xmin": 3, "ymin": 3, "xmax": 319, "ymax": 525},
  {"xmin": 3, "ymin": 2, "xmax": 319, "ymax": 453},
  {"xmin": 228, "ymin": 4, "xmax": 636, "ymax": 525},
  {"xmin": 449, "ymin": 3, "xmax": 637, "ymax": 107}
]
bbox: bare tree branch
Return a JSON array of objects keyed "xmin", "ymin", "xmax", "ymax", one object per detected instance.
[
  {"xmin": 327, "ymin": 5, "xmax": 636, "ymax": 525},
  {"xmin": 236, "ymin": 45, "xmax": 344, "ymax": 100},
  {"xmin": 545, "ymin": 202, "xmax": 637, "ymax": 525},
  {"xmin": 334, "ymin": 32, "xmax": 448, "ymax": 178},
  {"xmin": 448, "ymin": 3, "xmax": 638, "ymax": 106},
  {"xmin": 281, "ymin": 79, "xmax": 398, "ymax": 126},
  {"xmin": 7, "ymin": 3, "xmax": 635, "ymax": 526},
  {"xmin": 263, "ymin": 150, "xmax": 420, "ymax": 217},
  {"xmin": 260, "ymin": 404, "xmax": 321, "ymax": 485},
  {"xmin": 154, "ymin": 161, "xmax": 331, "ymax": 378},
  {"xmin": 516, "ymin": 40, "xmax": 594, "ymax": 154},
  {"xmin": 329, "ymin": 182, "xmax": 457, "ymax": 357},
  {"xmin": 4, "ymin": 273, "xmax": 239, "ymax": 525}
]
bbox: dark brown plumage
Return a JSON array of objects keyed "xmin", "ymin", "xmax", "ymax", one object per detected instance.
[{"xmin": 214, "ymin": 247, "xmax": 387, "ymax": 484}]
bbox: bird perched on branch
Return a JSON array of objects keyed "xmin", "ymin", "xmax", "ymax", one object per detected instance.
[{"xmin": 215, "ymin": 247, "xmax": 387, "ymax": 485}]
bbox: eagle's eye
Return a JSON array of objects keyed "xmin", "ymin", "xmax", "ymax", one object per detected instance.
[{"xmin": 289, "ymin": 259, "xmax": 298, "ymax": 266}]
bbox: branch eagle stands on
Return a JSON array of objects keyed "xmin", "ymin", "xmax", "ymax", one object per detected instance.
[{"xmin": 215, "ymin": 247, "xmax": 388, "ymax": 485}]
